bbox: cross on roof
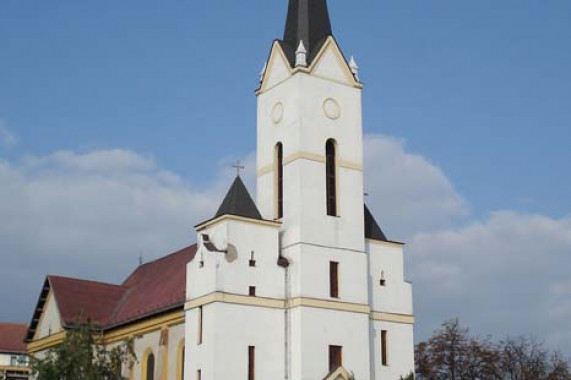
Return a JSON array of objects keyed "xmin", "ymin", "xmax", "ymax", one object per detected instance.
[{"xmin": 233, "ymin": 160, "xmax": 245, "ymax": 177}]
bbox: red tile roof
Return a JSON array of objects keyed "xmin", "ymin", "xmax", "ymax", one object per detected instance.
[
  {"xmin": 0, "ymin": 323, "xmax": 28, "ymax": 353},
  {"xmin": 27, "ymin": 245, "xmax": 196, "ymax": 340},
  {"xmin": 49, "ymin": 276, "xmax": 127, "ymax": 328}
]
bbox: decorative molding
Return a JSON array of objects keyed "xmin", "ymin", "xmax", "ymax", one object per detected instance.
[
  {"xmin": 370, "ymin": 312, "xmax": 415, "ymax": 325},
  {"xmin": 195, "ymin": 214, "xmax": 281, "ymax": 232},
  {"xmin": 103, "ymin": 312, "xmax": 184, "ymax": 344},
  {"xmin": 323, "ymin": 98, "xmax": 341, "ymax": 120},
  {"xmin": 185, "ymin": 292, "xmax": 370, "ymax": 315},
  {"xmin": 366, "ymin": 238, "xmax": 405, "ymax": 248},
  {"xmin": 257, "ymin": 42, "xmax": 293, "ymax": 95},
  {"xmin": 272, "ymin": 102, "xmax": 284, "ymax": 124},
  {"xmin": 185, "ymin": 292, "xmax": 284, "ymax": 311},
  {"xmin": 288, "ymin": 297, "xmax": 370, "ymax": 314},
  {"xmin": 27, "ymin": 331, "xmax": 66, "ymax": 353},
  {"xmin": 308, "ymin": 37, "xmax": 363, "ymax": 89},
  {"xmin": 257, "ymin": 151, "xmax": 363, "ymax": 177},
  {"xmin": 141, "ymin": 348, "xmax": 154, "ymax": 380},
  {"xmin": 256, "ymin": 38, "xmax": 363, "ymax": 96}
]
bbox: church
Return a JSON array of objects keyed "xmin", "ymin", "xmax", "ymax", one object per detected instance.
[{"xmin": 25, "ymin": 1, "xmax": 415, "ymax": 379}]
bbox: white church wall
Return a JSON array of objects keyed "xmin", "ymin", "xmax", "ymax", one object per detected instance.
[
  {"xmin": 289, "ymin": 307, "xmax": 371, "ymax": 380},
  {"xmin": 257, "ymin": 66, "xmax": 366, "ymax": 255},
  {"xmin": 185, "ymin": 303, "xmax": 285, "ymax": 380},
  {"xmin": 35, "ymin": 291, "xmax": 62, "ymax": 339},
  {"xmin": 188, "ymin": 218, "xmax": 283, "ymax": 301},
  {"xmin": 131, "ymin": 329, "xmax": 161, "ymax": 380},
  {"xmin": 283, "ymin": 243, "xmax": 369, "ymax": 305},
  {"xmin": 371, "ymin": 320, "xmax": 415, "ymax": 380},
  {"xmin": 167, "ymin": 323, "xmax": 185, "ymax": 380},
  {"xmin": 367, "ymin": 240, "xmax": 413, "ymax": 316}
]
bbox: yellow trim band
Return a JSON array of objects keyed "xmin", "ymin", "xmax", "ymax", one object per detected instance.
[
  {"xmin": 196, "ymin": 214, "xmax": 281, "ymax": 232},
  {"xmin": 370, "ymin": 312, "xmax": 415, "ymax": 325},
  {"xmin": 257, "ymin": 152, "xmax": 362, "ymax": 177},
  {"xmin": 27, "ymin": 331, "xmax": 66, "ymax": 353},
  {"xmin": 104, "ymin": 311, "xmax": 184, "ymax": 344},
  {"xmin": 185, "ymin": 292, "xmax": 372, "ymax": 315}
]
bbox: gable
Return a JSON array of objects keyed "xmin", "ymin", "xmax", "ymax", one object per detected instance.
[
  {"xmin": 310, "ymin": 37, "xmax": 358, "ymax": 86},
  {"xmin": 322, "ymin": 367, "xmax": 353, "ymax": 380},
  {"xmin": 260, "ymin": 41, "xmax": 292, "ymax": 92},
  {"xmin": 34, "ymin": 291, "xmax": 63, "ymax": 340}
]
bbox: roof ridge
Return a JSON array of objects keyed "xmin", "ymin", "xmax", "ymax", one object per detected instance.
[
  {"xmin": 122, "ymin": 244, "xmax": 197, "ymax": 284},
  {"xmin": 48, "ymin": 275, "xmax": 124, "ymax": 289}
]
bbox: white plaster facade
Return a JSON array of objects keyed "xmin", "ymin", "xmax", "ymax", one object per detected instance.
[{"xmin": 184, "ymin": 17, "xmax": 415, "ymax": 380}]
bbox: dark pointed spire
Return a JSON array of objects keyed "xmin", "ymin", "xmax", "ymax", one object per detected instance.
[
  {"xmin": 364, "ymin": 204, "xmax": 388, "ymax": 242},
  {"xmin": 280, "ymin": 0, "xmax": 333, "ymax": 67},
  {"xmin": 215, "ymin": 176, "xmax": 263, "ymax": 220}
]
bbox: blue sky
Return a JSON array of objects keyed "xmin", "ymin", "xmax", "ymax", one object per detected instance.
[{"xmin": 1, "ymin": 0, "xmax": 571, "ymax": 352}]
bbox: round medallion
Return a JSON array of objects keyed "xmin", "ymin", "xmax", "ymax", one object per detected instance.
[
  {"xmin": 323, "ymin": 98, "xmax": 341, "ymax": 120},
  {"xmin": 272, "ymin": 102, "xmax": 284, "ymax": 124}
]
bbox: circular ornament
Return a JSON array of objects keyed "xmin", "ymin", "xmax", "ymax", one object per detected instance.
[
  {"xmin": 272, "ymin": 102, "xmax": 284, "ymax": 124},
  {"xmin": 323, "ymin": 98, "xmax": 341, "ymax": 120}
]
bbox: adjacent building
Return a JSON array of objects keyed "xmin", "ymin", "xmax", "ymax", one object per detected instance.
[{"xmin": 0, "ymin": 323, "xmax": 30, "ymax": 380}]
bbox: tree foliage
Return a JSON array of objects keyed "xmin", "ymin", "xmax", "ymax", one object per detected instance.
[
  {"xmin": 416, "ymin": 319, "xmax": 571, "ymax": 380},
  {"xmin": 31, "ymin": 321, "xmax": 136, "ymax": 380}
]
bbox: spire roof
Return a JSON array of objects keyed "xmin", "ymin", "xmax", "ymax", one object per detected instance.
[
  {"xmin": 280, "ymin": 0, "xmax": 333, "ymax": 67},
  {"xmin": 364, "ymin": 204, "xmax": 388, "ymax": 242},
  {"xmin": 215, "ymin": 176, "xmax": 263, "ymax": 220}
]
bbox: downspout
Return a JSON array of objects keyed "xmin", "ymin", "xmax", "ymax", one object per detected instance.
[{"xmin": 277, "ymin": 236, "xmax": 291, "ymax": 380}]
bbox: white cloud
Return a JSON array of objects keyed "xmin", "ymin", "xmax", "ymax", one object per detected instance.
[
  {"xmin": 407, "ymin": 211, "xmax": 571, "ymax": 352},
  {"xmin": 363, "ymin": 135, "xmax": 469, "ymax": 240},
  {"xmin": 1, "ymin": 135, "xmax": 570, "ymax": 355},
  {"xmin": 0, "ymin": 121, "xmax": 17, "ymax": 148},
  {"xmin": 0, "ymin": 149, "xmax": 235, "ymax": 322}
]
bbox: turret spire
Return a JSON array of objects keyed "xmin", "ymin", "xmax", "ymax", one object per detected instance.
[{"xmin": 281, "ymin": 0, "xmax": 333, "ymax": 67}]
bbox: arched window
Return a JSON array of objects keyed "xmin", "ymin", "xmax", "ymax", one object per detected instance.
[
  {"xmin": 326, "ymin": 139, "xmax": 337, "ymax": 216},
  {"xmin": 142, "ymin": 350, "xmax": 155, "ymax": 380},
  {"xmin": 275, "ymin": 143, "xmax": 284, "ymax": 219}
]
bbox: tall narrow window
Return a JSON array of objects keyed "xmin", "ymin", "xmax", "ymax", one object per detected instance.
[
  {"xmin": 330, "ymin": 261, "xmax": 339, "ymax": 298},
  {"xmin": 248, "ymin": 346, "xmax": 256, "ymax": 380},
  {"xmin": 146, "ymin": 353, "xmax": 155, "ymax": 380},
  {"xmin": 198, "ymin": 306, "xmax": 203, "ymax": 345},
  {"xmin": 197, "ymin": 370, "xmax": 202, "ymax": 380},
  {"xmin": 329, "ymin": 345, "xmax": 342, "ymax": 372},
  {"xmin": 326, "ymin": 139, "xmax": 337, "ymax": 216},
  {"xmin": 381, "ymin": 330, "xmax": 388, "ymax": 366},
  {"xmin": 276, "ymin": 143, "xmax": 284, "ymax": 219}
]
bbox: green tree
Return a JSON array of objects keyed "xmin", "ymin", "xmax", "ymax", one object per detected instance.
[{"xmin": 31, "ymin": 321, "xmax": 136, "ymax": 380}]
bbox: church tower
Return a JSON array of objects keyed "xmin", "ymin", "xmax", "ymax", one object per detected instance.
[{"xmin": 185, "ymin": 1, "xmax": 415, "ymax": 379}]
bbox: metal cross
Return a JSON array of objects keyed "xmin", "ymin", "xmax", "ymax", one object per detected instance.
[{"xmin": 233, "ymin": 160, "xmax": 245, "ymax": 177}]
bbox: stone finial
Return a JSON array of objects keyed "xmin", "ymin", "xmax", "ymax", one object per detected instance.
[
  {"xmin": 295, "ymin": 40, "xmax": 308, "ymax": 67},
  {"xmin": 349, "ymin": 56, "xmax": 359, "ymax": 81}
]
